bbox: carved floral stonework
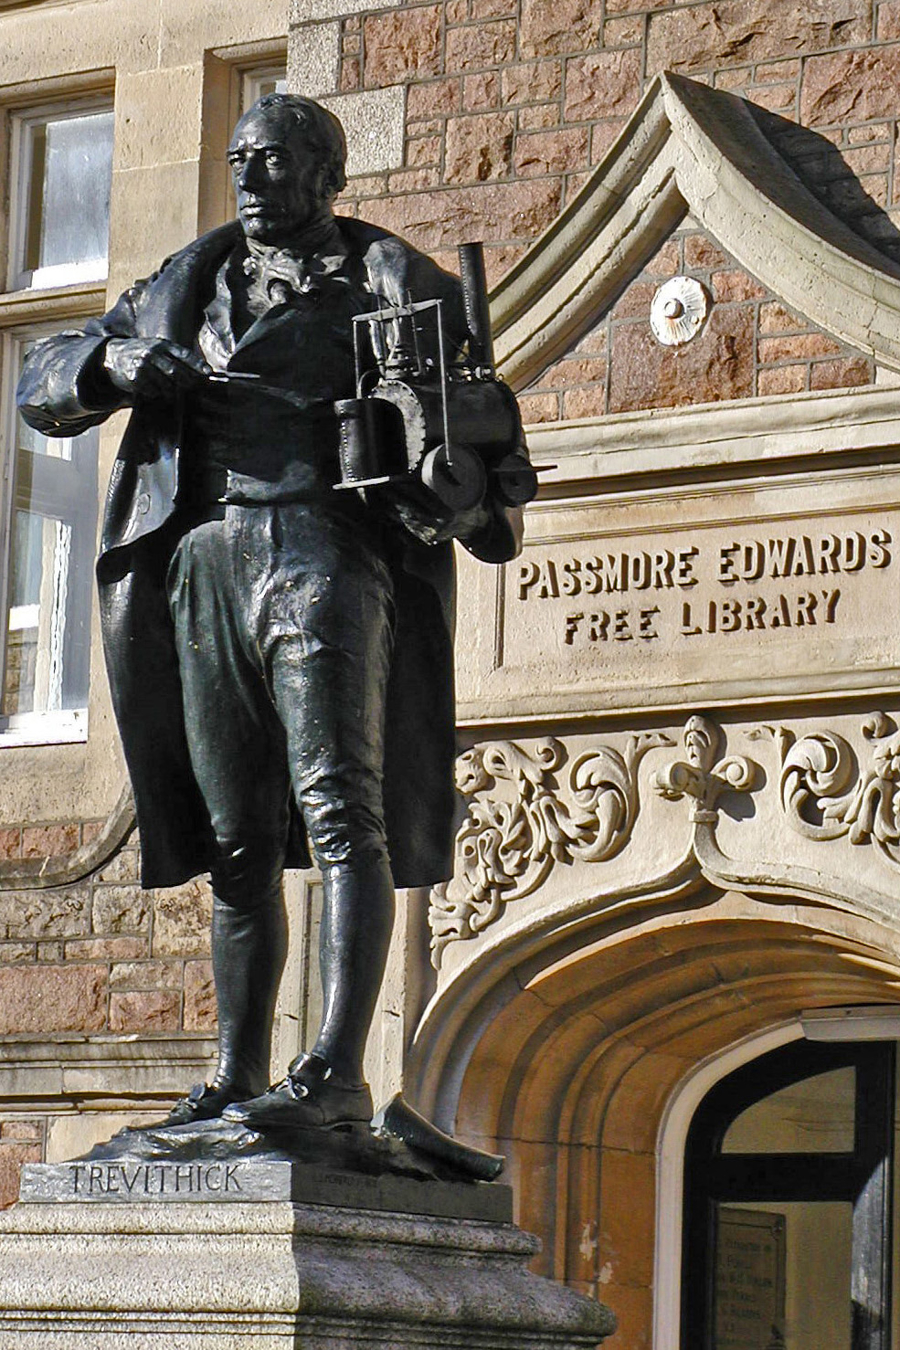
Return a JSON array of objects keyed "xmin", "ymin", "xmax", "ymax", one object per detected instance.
[
  {"xmin": 428, "ymin": 712, "xmax": 900, "ymax": 964},
  {"xmin": 653, "ymin": 714, "xmax": 756, "ymax": 820},
  {"xmin": 753, "ymin": 713, "xmax": 900, "ymax": 866},
  {"xmin": 429, "ymin": 733, "xmax": 672, "ymax": 962}
]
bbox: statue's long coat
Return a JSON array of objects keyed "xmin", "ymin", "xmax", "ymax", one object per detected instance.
[{"xmin": 18, "ymin": 218, "xmax": 481, "ymax": 889}]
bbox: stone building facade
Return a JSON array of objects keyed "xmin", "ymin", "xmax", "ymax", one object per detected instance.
[{"xmin": 2, "ymin": 1, "xmax": 900, "ymax": 1348}]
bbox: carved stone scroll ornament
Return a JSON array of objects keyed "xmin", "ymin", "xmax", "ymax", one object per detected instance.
[
  {"xmin": 755, "ymin": 713, "xmax": 900, "ymax": 866},
  {"xmin": 429, "ymin": 733, "xmax": 672, "ymax": 963}
]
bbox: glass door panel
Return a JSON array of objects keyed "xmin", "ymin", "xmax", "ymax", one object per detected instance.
[{"xmin": 722, "ymin": 1068, "xmax": 856, "ymax": 1154}]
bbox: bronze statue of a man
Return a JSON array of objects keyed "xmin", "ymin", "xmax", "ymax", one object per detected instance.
[{"xmin": 17, "ymin": 95, "xmax": 523, "ymax": 1135}]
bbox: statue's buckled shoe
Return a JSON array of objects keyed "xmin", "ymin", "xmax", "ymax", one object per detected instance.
[
  {"xmin": 221, "ymin": 1053, "xmax": 373, "ymax": 1131},
  {"xmin": 160, "ymin": 1081, "xmax": 253, "ymax": 1127}
]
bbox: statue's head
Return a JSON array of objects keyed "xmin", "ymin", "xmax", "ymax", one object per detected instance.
[{"xmin": 227, "ymin": 94, "xmax": 348, "ymax": 243}]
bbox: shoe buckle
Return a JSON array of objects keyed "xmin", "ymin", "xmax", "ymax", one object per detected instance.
[
  {"xmin": 266, "ymin": 1075, "xmax": 310, "ymax": 1102},
  {"xmin": 284, "ymin": 1054, "xmax": 332, "ymax": 1101}
]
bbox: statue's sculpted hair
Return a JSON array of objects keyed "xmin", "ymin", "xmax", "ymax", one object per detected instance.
[{"xmin": 252, "ymin": 93, "xmax": 348, "ymax": 199}]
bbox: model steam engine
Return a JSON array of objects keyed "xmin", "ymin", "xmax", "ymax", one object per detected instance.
[{"xmin": 334, "ymin": 242, "xmax": 537, "ymax": 544}]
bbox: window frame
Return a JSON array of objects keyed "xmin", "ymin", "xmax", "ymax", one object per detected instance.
[
  {"xmin": 7, "ymin": 97, "xmax": 115, "ymax": 294},
  {"xmin": 239, "ymin": 64, "xmax": 288, "ymax": 113},
  {"xmin": 0, "ymin": 322, "xmax": 101, "ymax": 745},
  {"xmin": 0, "ymin": 87, "xmax": 113, "ymax": 749}
]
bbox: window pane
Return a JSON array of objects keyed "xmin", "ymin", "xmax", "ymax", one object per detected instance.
[
  {"xmin": 4, "ymin": 510, "xmax": 70, "ymax": 714},
  {"xmin": 2, "ymin": 350, "xmax": 98, "ymax": 718},
  {"xmin": 20, "ymin": 109, "xmax": 113, "ymax": 287},
  {"xmin": 241, "ymin": 69, "xmax": 288, "ymax": 111},
  {"xmin": 722, "ymin": 1068, "xmax": 856, "ymax": 1154}
]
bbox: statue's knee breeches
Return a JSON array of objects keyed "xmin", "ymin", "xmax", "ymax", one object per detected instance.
[
  {"xmin": 168, "ymin": 502, "xmax": 395, "ymax": 875},
  {"xmin": 269, "ymin": 626, "xmax": 393, "ymax": 867}
]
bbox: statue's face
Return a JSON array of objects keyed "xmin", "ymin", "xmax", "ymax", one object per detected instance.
[{"xmin": 227, "ymin": 106, "xmax": 330, "ymax": 243}]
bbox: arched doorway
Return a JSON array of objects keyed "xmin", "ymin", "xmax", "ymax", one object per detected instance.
[{"xmin": 412, "ymin": 892, "xmax": 900, "ymax": 1350}]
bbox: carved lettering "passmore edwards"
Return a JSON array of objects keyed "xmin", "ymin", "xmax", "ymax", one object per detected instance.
[
  {"xmin": 517, "ymin": 531, "xmax": 891, "ymax": 600},
  {"xmin": 70, "ymin": 1161, "xmax": 243, "ymax": 1196}
]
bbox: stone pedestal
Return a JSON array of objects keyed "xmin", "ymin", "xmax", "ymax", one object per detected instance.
[{"xmin": 0, "ymin": 1161, "xmax": 615, "ymax": 1348}]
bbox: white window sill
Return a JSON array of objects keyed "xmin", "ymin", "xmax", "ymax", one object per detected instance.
[
  {"xmin": 8, "ymin": 604, "xmax": 39, "ymax": 630},
  {"xmin": 0, "ymin": 708, "xmax": 87, "ymax": 747},
  {"xmin": 15, "ymin": 260, "xmax": 107, "ymax": 292}
]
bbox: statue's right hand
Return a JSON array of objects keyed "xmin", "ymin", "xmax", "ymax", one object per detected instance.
[{"xmin": 102, "ymin": 339, "xmax": 210, "ymax": 402}]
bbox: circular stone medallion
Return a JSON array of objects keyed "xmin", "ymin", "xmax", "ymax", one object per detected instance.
[{"xmin": 650, "ymin": 276, "xmax": 710, "ymax": 346}]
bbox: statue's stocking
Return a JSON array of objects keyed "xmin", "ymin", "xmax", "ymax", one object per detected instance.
[
  {"xmin": 304, "ymin": 852, "xmax": 395, "ymax": 1087},
  {"xmin": 210, "ymin": 851, "xmax": 288, "ymax": 1096}
]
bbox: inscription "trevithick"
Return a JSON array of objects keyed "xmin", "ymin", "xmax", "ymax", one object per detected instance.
[{"xmin": 71, "ymin": 1161, "xmax": 243, "ymax": 1196}]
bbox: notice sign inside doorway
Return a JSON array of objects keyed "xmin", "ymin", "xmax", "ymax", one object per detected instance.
[{"xmin": 715, "ymin": 1207, "xmax": 786, "ymax": 1350}]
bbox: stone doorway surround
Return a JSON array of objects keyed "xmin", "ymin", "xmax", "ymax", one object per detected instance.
[
  {"xmin": 404, "ymin": 71, "xmax": 900, "ymax": 1350},
  {"xmin": 416, "ymin": 869, "xmax": 900, "ymax": 1347}
]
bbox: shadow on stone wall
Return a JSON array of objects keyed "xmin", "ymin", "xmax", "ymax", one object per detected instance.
[{"xmin": 754, "ymin": 104, "xmax": 900, "ymax": 266}]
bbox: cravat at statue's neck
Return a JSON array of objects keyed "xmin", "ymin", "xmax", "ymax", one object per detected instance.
[{"xmin": 244, "ymin": 209, "xmax": 340, "ymax": 263}]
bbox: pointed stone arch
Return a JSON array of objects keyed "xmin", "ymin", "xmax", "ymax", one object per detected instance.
[
  {"xmin": 493, "ymin": 71, "xmax": 900, "ymax": 389},
  {"xmin": 408, "ymin": 895, "xmax": 900, "ymax": 1350}
]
